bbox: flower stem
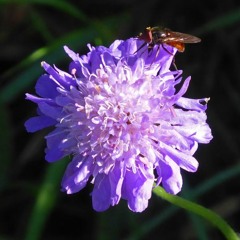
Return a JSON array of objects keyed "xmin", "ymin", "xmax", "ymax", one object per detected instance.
[{"xmin": 153, "ymin": 186, "xmax": 239, "ymax": 240}]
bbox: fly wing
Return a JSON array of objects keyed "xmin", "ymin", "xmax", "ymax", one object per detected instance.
[{"xmin": 163, "ymin": 29, "xmax": 201, "ymax": 43}]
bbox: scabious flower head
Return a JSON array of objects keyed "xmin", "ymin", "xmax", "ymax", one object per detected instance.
[{"xmin": 25, "ymin": 38, "xmax": 212, "ymax": 212}]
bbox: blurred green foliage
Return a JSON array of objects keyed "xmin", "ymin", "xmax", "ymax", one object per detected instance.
[{"xmin": 1, "ymin": 1, "xmax": 240, "ymax": 240}]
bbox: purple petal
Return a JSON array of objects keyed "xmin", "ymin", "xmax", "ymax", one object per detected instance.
[
  {"xmin": 92, "ymin": 173, "xmax": 111, "ymax": 211},
  {"xmin": 192, "ymin": 124, "xmax": 213, "ymax": 143},
  {"xmin": 64, "ymin": 45, "xmax": 81, "ymax": 62},
  {"xmin": 25, "ymin": 116, "xmax": 56, "ymax": 132},
  {"xmin": 62, "ymin": 156, "xmax": 94, "ymax": 194},
  {"xmin": 160, "ymin": 142, "xmax": 199, "ymax": 172},
  {"xmin": 174, "ymin": 122, "xmax": 213, "ymax": 144},
  {"xmin": 38, "ymin": 102, "xmax": 62, "ymax": 119},
  {"xmin": 25, "ymin": 93, "xmax": 54, "ymax": 105},
  {"xmin": 157, "ymin": 157, "xmax": 182, "ymax": 194},
  {"xmin": 122, "ymin": 163, "xmax": 154, "ymax": 212},
  {"xmin": 41, "ymin": 62, "xmax": 74, "ymax": 89},
  {"xmin": 170, "ymin": 77, "xmax": 191, "ymax": 103},
  {"xmin": 91, "ymin": 162, "xmax": 125, "ymax": 211},
  {"xmin": 176, "ymin": 97, "xmax": 209, "ymax": 112},
  {"xmin": 35, "ymin": 74, "xmax": 59, "ymax": 98},
  {"xmin": 45, "ymin": 129, "xmax": 68, "ymax": 162},
  {"xmin": 45, "ymin": 146, "xmax": 66, "ymax": 162},
  {"xmin": 108, "ymin": 162, "xmax": 125, "ymax": 205}
]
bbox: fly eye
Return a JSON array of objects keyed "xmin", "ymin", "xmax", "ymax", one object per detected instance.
[
  {"xmin": 154, "ymin": 31, "xmax": 166, "ymax": 39},
  {"xmin": 156, "ymin": 31, "xmax": 166, "ymax": 38}
]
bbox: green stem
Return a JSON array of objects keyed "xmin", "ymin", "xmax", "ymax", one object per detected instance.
[{"xmin": 153, "ymin": 186, "xmax": 239, "ymax": 240}]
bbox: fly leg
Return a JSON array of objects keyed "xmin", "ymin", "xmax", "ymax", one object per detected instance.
[{"xmin": 162, "ymin": 44, "xmax": 178, "ymax": 70}]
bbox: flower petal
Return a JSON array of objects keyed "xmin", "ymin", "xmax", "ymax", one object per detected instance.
[
  {"xmin": 44, "ymin": 129, "xmax": 68, "ymax": 162},
  {"xmin": 160, "ymin": 142, "xmax": 199, "ymax": 172},
  {"xmin": 92, "ymin": 173, "xmax": 111, "ymax": 211},
  {"xmin": 25, "ymin": 116, "xmax": 56, "ymax": 132},
  {"xmin": 62, "ymin": 156, "xmax": 94, "ymax": 194},
  {"xmin": 122, "ymin": 163, "xmax": 154, "ymax": 212},
  {"xmin": 157, "ymin": 157, "xmax": 183, "ymax": 194}
]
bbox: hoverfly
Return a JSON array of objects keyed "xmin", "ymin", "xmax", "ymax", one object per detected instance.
[
  {"xmin": 136, "ymin": 26, "xmax": 201, "ymax": 69},
  {"xmin": 137, "ymin": 26, "xmax": 201, "ymax": 53}
]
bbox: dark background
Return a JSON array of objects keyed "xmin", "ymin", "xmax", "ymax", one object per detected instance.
[{"xmin": 1, "ymin": 0, "xmax": 240, "ymax": 239}]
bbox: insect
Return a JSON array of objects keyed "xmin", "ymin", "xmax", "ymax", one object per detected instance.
[
  {"xmin": 137, "ymin": 26, "xmax": 201, "ymax": 53},
  {"xmin": 136, "ymin": 26, "xmax": 201, "ymax": 69}
]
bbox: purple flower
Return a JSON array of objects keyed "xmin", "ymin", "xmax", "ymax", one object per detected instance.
[{"xmin": 25, "ymin": 38, "xmax": 212, "ymax": 212}]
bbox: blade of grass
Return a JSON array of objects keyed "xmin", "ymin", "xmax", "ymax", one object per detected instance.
[
  {"xmin": 0, "ymin": 0, "xmax": 87, "ymax": 22},
  {"xmin": 188, "ymin": 214, "xmax": 209, "ymax": 240},
  {"xmin": 0, "ymin": 102, "xmax": 12, "ymax": 191},
  {"xmin": 24, "ymin": 157, "xmax": 68, "ymax": 240},
  {"xmin": 188, "ymin": 164, "xmax": 240, "ymax": 199},
  {"xmin": 182, "ymin": 183, "xmax": 209, "ymax": 240},
  {"xmin": 0, "ymin": 14, "xmax": 128, "ymax": 103},
  {"xmin": 30, "ymin": 10, "xmax": 54, "ymax": 42},
  {"xmin": 195, "ymin": 8, "xmax": 240, "ymax": 34}
]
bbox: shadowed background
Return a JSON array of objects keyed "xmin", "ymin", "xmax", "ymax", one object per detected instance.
[{"xmin": 0, "ymin": 0, "xmax": 240, "ymax": 239}]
